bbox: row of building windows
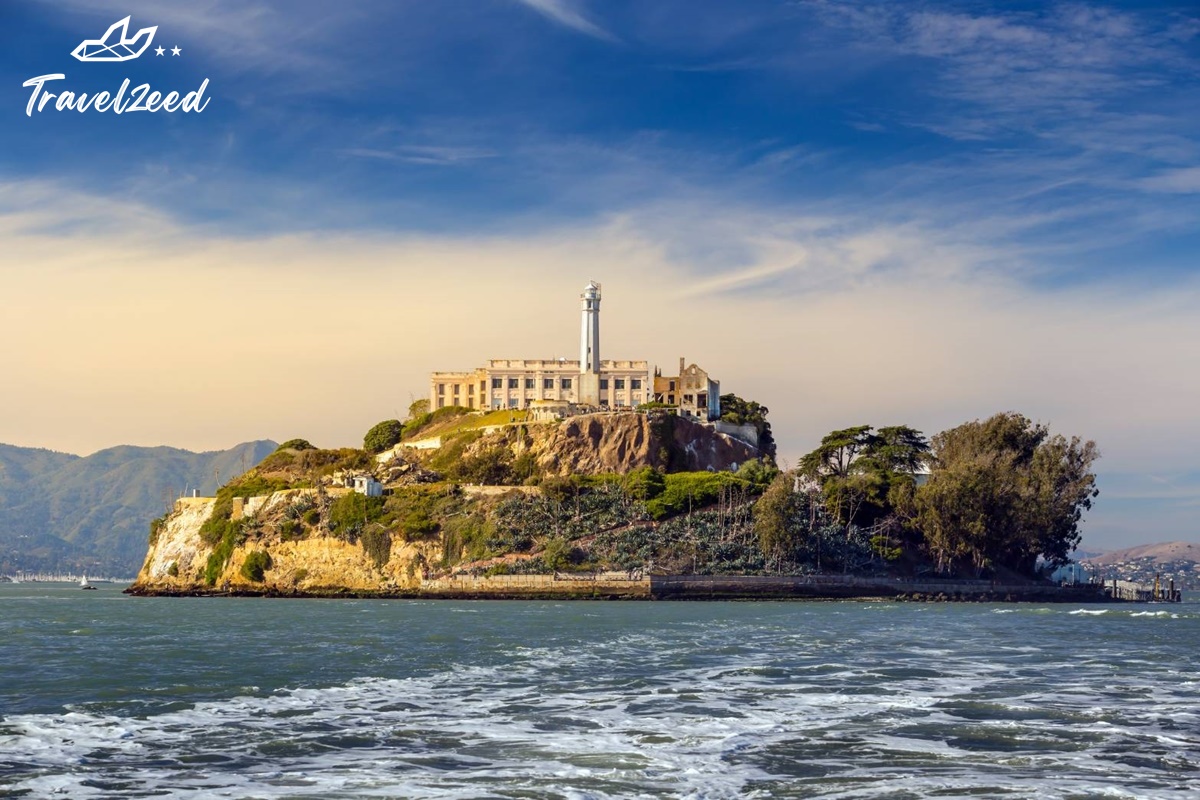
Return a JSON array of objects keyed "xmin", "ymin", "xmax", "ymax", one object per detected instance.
[
  {"xmin": 490, "ymin": 396, "xmax": 643, "ymax": 409},
  {"xmin": 438, "ymin": 377, "xmax": 644, "ymax": 395}
]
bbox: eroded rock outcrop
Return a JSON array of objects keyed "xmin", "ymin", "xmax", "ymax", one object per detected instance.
[{"xmin": 530, "ymin": 412, "xmax": 759, "ymax": 476}]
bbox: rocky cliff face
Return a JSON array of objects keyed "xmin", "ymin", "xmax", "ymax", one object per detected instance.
[
  {"xmin": 528, "ymin": 412, "xmax": 759, "ymax": 476},
  {"xmin": 131, "ymin": 489, "xmax": 439, "ymax": 595}
]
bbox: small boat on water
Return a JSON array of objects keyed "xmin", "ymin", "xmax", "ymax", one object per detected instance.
[{"xmin": 80, "ymin": 575, "xmax": 97, "ymax": 590}]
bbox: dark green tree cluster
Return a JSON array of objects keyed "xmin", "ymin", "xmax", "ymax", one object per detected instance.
[
  {"xmin": 914, "ymin": 412, "xmax": 1099, "ymax": 576},
  {"xmin": 768, "ymin": 413, "xmax": 1099, "ymax": 578}
]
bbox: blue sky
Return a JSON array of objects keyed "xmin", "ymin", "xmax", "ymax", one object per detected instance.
[{"xmin": 2, "ymin": 0, "xmax": 1199, "ymax": 549}]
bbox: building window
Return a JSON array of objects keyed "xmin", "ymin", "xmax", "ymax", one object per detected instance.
[
  {"xmin": 600, "ymin": 379, "xmax": 609, "ymax": 390},
  {"xmin": 509, "ymin": 378, "xmax": 519, "ymax": 389},
  {"xmin": 438, "ymin": 383, "xmax": 445, "ymax": 395},
  {"xmin": 509, "ymin": 398, "xmax": 518, "ymax": 408},
  {"xmin": 543, "ymin": 378, "xmax": 554, "ymax": 390},
  {"xmin": 561, "ymin": 378, "xmax": 572, "ymax": 390},
  {"xmin": 437, "ymin": 398, "xmax": 445, "ymax": 408},
  {"xmin": 480, "ymin": 381, "xmax": 486, "ymax": 393},
  {"xmin": 615, "ymin": 379, "xmax": 625, "ymax": 390},
  {"xmin": 669, "ymin": 380, "xmax": 676, "ymax": 391},
  {"xmin": 492, "ymin": 378, "xmax": 502, "ymax": 389},
  {"xmin": 525, "ymin": 378, "xmax": 535, "ymax": 389},
  {"xmin": 453, "ymin": 385, "xmax": 460, "ymax": 395},
  {"xmin": 468, "ymin": 384, "xmax": 475, "ymax": 394},
  {"xmin": 668, "ymin": 394, "xmax": 675, "ymax": 404},
  {"xmin": 631, "ymin": 379, "xmax": 641, "ymax": 390}
]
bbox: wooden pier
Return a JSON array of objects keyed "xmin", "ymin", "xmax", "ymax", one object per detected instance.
[{"xmin": 1106, "ymin": 575, "xmax": 1182, "ymax": 603}]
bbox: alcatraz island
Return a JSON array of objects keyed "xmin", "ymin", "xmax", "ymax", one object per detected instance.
[{"xmin": 128, "ymin": 282, "xmax": 1154, "ymax": 603}]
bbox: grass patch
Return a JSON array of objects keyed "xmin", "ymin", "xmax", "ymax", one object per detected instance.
[
  {"xmin": 327, "ymin": 492, "xmax": 386, "ymax": 538},
  {"xmin": 645, "ymin": 471, "xmax": 747, "ymax": 519}
]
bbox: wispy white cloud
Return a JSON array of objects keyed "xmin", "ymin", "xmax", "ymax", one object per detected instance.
[
  {"xmin": 1139, "ymin": 166, "xmax": 1200, "ymax": 194},
  {"xmin": 339, "ymin": 146, "xmax": 498, "ymax": 166},
  {"xmin": 513, "ymin": 0, "xmax": 616, "ymax": 42},
  {"xmin": 804, "ymin": 2, "xmax": 1200, "ymax": 153}
]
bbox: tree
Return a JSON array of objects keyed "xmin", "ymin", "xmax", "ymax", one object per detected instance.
[
  {"xmin": 735, "ymin": 458, "xmax": 779, "ymax": 491},
  {"xmin": 753, "ymin": 472, "xmax": 812, "ymax": 567},
  {"xmin": 407, "ymin": 398, "xmax": 430, "ymax": 421},
  {"xmin": 915, "ymin": 412, "xmax": 1098, "ymax": 576},
  {"xmin": 857, "ymin": 426, "xmax": 931, "ymax": 476},
  {"xmin": 276, "ymin": 439, "xmax": 315, "ymax": 452},
  {"xmin": 799, "ymin": 425, "xmax": 929, "ymax": 532},
  {"xmin": 799, "ymin": 426, "xmax": 874, "ymax": 480},
  {"xmin": 363, "ymin": 419, "xmax": 404, "ymax": 454},
  {"xmin": 719, "ymin": 394, "xmax": 777, "ymax": 462}
]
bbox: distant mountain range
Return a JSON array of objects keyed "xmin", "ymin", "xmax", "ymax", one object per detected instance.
[{"xmin": 0, "ymin": 441, "xmax": 277, "ymax": 576}]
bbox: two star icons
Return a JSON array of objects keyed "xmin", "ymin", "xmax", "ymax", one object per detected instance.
[{"xmin": 154, "ymin": 45, "xmax": 182, "ymax": 57}]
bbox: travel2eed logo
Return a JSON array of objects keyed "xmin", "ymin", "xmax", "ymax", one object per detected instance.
[{"xmin": 22, "ymin": 16, "xmax": 210, "ymax": 116}]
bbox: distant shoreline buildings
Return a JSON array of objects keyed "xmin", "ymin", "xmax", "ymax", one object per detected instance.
[{"xmin": 429, "ymin": 282, "xmax": 721, "ymax": 421}]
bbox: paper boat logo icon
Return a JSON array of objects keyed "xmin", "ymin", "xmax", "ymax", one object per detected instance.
[{"xmin": 71, "ymin": 16, "xmax": 158, "ymax": 62}]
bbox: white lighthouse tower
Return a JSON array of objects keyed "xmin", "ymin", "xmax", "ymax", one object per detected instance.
[{"xmin": 578, "ymin": 280, "xmax": 602, "ymax": 404}]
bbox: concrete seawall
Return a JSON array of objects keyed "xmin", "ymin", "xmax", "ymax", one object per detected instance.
[
  {"xmin": 129, "ymin": 572, "xmax": 1120, "ymax": 602},
  {"xmin": 649, "ymin": 575, "xmax": 1112, "ymax": 602},
  {"xmin": 418, "ymin": 572, "xmax": 650, "ymax": 599}
]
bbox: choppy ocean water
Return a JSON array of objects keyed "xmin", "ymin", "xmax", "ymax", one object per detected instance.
[{"xmin": 1, "ymin": 583, "xmax": 1197, "ymax": 799}]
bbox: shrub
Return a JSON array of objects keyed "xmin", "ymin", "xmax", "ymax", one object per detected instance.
[
  {"xmin": 276, "ymin": 439, "xmax": 316, "ymax": 452},
  {"xmin": 303, "ymin": 508, "xmax": 321, "ymax": 526},
  {"xmin": 542, "ymin": 538, "xmax": 571, "ymax": 571},
  {"xmin": 149, "ymin": 514, "xmax": 168, "ymax": 545},
  {"xmin": 401, "ymin": 510, "xmax": 438, "ymax": 540},
  {"xmin": 278, "ymin": 519, "xmax": 303, "ymax": 541},
  {"xmin": 360, "ymin": 529, "xmax": 392, "ymax": 569},
  {"xmin": 166, "ymin": 561, "xmax": 179, "ymax": 577},
  {"xmin": 293, "ymin": 568, "xmax": 309, "ymax": 584},
  {"xmin": 204, "ymin": 526, "xmax": 238, "ymax": 585},
  {"xmin": 199, "ymin": 493, "xmax": 236, "ymax": 546},
  {"xmin": 363, "ymin": 419, "xmax": 404, "ymax": 454},
  {"xmin": 240, "ymin": 550, "xmax": 273, "ymax": 583},
  {"xmin": 452, "ymin": 446, "xmax": 515, "ymax": 485},
  {"xmin": 623, "ymin": 466, "xmax": 666, "ymax": 501}
]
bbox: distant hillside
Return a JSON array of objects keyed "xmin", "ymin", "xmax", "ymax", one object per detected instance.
[
  {"xmin": 0, "ymin": 440, "xmax": 277, "ymax": 576},
  {"xmin": 1083, "ymin": 541, "xmax": 1200, "ymax": 566},
  {"xmin": 1079, "ymin": 541, "xmax": 1200, "ymax": 590}
]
